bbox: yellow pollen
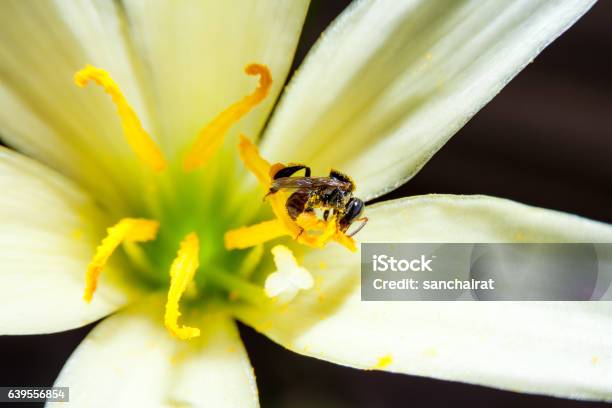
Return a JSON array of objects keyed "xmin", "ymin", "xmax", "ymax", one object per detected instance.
[
  {"xmin": 74, "ymin": 65, "xmax": 167, "ymax": 172},
  {"xmin": 225, "ymin": 135, "xmax": 356, "ymax": 251},
  {"xmin": 314, "ymin": 214, "xmax": 339, "ymax": 246},
  {"xmin": 164, "ymin": 233, "xmax": 201, "ymax": 340},
  {"xmin": 183, "ymin": 63, "xmax": 272, "ymax": 172},
  {"xmin": 332, "ymin": 230, "xmax": 357, "ymax": 252},
  {"xmin": 84, "ymin": 218, "xmax": 159, "ymax": 302},
  {"xmin": 373, "ymin": 355, "xmax": 393, "ymax": 370}
]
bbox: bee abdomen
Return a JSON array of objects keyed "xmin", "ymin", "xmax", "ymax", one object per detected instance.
[{"xmin": 286, "ymin": 190, "xmax": 310, "ymax": 220}]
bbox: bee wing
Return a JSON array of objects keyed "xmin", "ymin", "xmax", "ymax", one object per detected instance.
[{"xmin": 270, "ymin": 177, "xmax": 350, "ymax": 191}]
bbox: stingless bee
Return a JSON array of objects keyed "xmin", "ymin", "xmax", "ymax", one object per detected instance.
[{"xmin": 267, "ymin": 165, "xmax": 368, "ymax": 237}]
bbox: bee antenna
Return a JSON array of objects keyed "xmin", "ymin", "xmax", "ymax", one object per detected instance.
[{"xmin": 347, "ymin": 217, "xmax": 368, "ymax": 237}]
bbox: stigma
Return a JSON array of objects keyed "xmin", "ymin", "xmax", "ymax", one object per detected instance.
[{"xmin": 264, "ymin": 245, "xmax": 314, "ymax": 304}]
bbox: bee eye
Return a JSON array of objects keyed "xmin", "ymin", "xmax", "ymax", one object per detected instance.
[{"xmin": 342, "ymin": 198, "xmax": 364, "ymax": 223}]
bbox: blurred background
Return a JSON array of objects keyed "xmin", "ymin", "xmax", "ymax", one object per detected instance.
[{"xmin": 1, "ymin": 1, "xmax": 611, "ymax": 407}]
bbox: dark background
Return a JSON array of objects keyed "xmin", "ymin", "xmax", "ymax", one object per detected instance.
[{"xmin": 1, "ymin": 1, "xmax": 611, "ymax": 407}]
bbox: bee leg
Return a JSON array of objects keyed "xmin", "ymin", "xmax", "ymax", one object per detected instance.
[
  {"xmin": 263, "ymin": 189, "xmax": 276, "ymax": 200},
  {"xmin": 295, "ymin": 225, "xmax": 305, "ymax": 240},
  {"xmin": 272, "ymin": 165, "xmax": 311, "ymax": 180},
  {"xmin": 323, "ymin": 209, "xmax": 330, "ymax": 221},
  {"xmin": 347, "ymin": 217, "xmax": 368, "ymax": 237}
]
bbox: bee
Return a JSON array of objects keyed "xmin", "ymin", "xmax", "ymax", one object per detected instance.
[{"xmin": 267, "ymin": 165, "xmax": 368, "ymax": 237}]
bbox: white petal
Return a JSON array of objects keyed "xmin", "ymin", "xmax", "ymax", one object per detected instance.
[
  {"xmin": 0, "ymin": 149, "xmax": 136, "ymax": 335},
  {"xmin": 0, "ymin": 0, "xmax": 155, "ymax": 209},
  {"xmin": 51, "ymin": 297, "xmax": 259, "ymax": 408},
  {"xmin": 236, "ymin": 195, "xmax": 612, "ymax": 400},
  {"xmin": 260, "ymin": 0, "xmax": 595, "ymax": 201},
  {"xmin": 122, "ymin": 0, "xmax": 309, "ymax": 157},
  {"xmin": 357, "ymin": 194, "xmax": 612, "ymax": 243}
]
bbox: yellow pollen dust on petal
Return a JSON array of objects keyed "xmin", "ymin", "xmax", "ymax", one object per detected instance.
[
  {"xmin": 84, "ymin": 218, "xmax": 159, "ymax": 303},
  {"xmin": 183, "ymin": 63, "xmax": 272, "ymax": 172},
  {"xmin": 164, "ymin": 233, "xmax": 201, "ymax": 340},
  {"xmin": 373, "ymin": 355, "xmax": 393, "ymax": 370},
  {"xmin": 226, "ymin": 136, "xmax": 357, "ymax": 251},
  {"xmin": 74, "ymin": 65, "xmax": 167, "ymax": 172}
]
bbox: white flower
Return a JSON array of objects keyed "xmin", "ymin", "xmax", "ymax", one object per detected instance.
[{"xmin": 0, "ymin": 0, "xmax": 610, "ymax": 406}]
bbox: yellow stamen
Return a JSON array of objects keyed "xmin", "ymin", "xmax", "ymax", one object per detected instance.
[
  {"xmin": 164, "ymin": 233, "xmax": 201, "ymax": 340},
  {"xmin": 183, "ymin": 63, "xmax": 272, "ymax": 172},
  {"xmin": 84, "ymin": 218, "xmax": 159, "ymax": 302},
  {"xmin": 295, "ymin": 212, "xmax": 327, "ymax": 230},
  {"xmin": 74, "ymin": 65, "xmax": 167, "ymax": 172},
  {"xmin": 238, "ymin": 133, "xmax": 275, "ymax": 185},
  {"xmin": 224, "ymin": 214, "xmax": 335, "ymax": 250},
  {"xmin": 296, "ymin": 213, "xmax": 357, "ymax": 252},
  {"xmin": 225, "ymin": 219, "xmax": 286, "ymax": 250},
  {"xmin": 333, "ymin": 230, "xmax": 358, "ymax": 252},
  {"xmin": 296, "ymin": 213, "xmax": 356, "ymax": 251},
  {"xmin": 237, "ymin": 135, "xmax": 302, "ymax": 238},
  {"xmin": 297, "ymin": 214, "xmax": 356, "ymax": 251},
  {"xmin": 313, "ymin": 214, "xmax": 339, "ymax": 246},
  {"xmin": 227, "ymin": 135, "xmax": 357, "ymax": 251}
]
